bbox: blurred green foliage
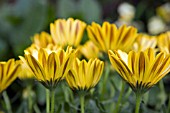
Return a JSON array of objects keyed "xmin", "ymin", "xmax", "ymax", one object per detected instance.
[{"xmin": 0, "ymin": 0, "xmax": 169, "ymax": 60}]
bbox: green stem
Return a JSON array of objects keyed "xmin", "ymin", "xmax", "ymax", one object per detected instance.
[
  {"xmin": 114, "ymin": 80, "xmax": 125, "ymax": 113},
  {"xmin": 166, "ymin": 94, "xmax": 170, "ymax": 113},
  {"xmin": 46, "ymin": 89, "xmax": 50, "ymax": 113},
  {"xmin": 34, "ymin": 103, "xmax": 41, "ymax": 113},
  {"xmin": 159, "ymin": 80, "xmax": 165, "ymax": 92},
  {"xmin": 2, "ymin": 91, "xmax": 12, "ymax": 113},
  {"xmin": 159, "ymin": 80, "xmax": 166, "ymax": 105},
  {"xmin": 80, "ymin": 94, "xmax": 85, "ymax": 113},
  {"xmin": 28, "ymin": 86, "xmax": 33, "ymax": 113},
  {"xmin": 125, "ymin": 87, "xmax": 132, "ymax": 100},
  {"xmin": 135, "ymin": 93, "xmax": 142, "ymax": 113},
  {"xmin": 101, "ymin": 64, "xmax": 110, "ymax": 100},
  {"xmin": 50, "ymin": 89, "xmax": 55, "ymax": 113}
]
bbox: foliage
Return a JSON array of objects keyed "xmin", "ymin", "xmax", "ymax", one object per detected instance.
[{"xmin": 0, "ymin": 0, "xmax": 170, "ymax": 113}]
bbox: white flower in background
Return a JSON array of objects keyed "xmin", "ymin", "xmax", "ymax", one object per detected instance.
[
  {"xmin": 117, "ymin": 2, "xmax": 135, "ymax": 22},
  {"xmin": 148, "ymin": 16, "xmax": 166, "ymax": 35}
]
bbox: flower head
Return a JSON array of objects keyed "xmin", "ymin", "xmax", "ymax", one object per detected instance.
[
  {"xmin": 32, "ymin": 32, "xmax": 54, "ymax": 48},
  {"xmin": 87, "ymin": 22, "xmax": 138, "ymax": 52},
  {"xmin": 66, "ymin": 58, "xmax": 104, "ymax": 91},
  {"xmin": 50, "ymin": 18, "xmax": 86, "ymax": 48},
  {"xmin": 132, "ymin": 34, "xmax": 157, "ymax": 52},
  {"xmin": 108, "ymin": 48, "xmax": 170, "ymax": 94},
  {"xmin": 0, "ymin": 59, "xmax": 21, "ymax": 93},
  {"xmin": 18, "ymin": 60, "xmax": 34, "ymax": 79},
  {"xmin": 157, "ymin": 31, "xmax": 170, "ymax": 54},
  {"xmin": 80, "ymin": 41, "xmax": 100, "ymax": 59},
  {"xmin": 19, "ymin": 46, "xmax": 77, "ymax": 89}
]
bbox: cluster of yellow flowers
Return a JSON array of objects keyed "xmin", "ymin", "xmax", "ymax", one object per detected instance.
[{"xmin": 1, "ymin": 18, "xmax": 170, "ymax": 113}]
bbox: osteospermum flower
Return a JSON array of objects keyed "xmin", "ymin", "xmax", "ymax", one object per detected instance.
[
  {"xmin": 50, "ymin": 18, "xmax": 86, "ymax": 48},
  {"xmin": 80, "ymin": 41, "xmax": 100, "ymax": 59},
  {"xmin": 157, "ymin": 31, "xmax": 170, "ymax": 54},
  {"xmin": 18, "ymin": 60, "xmax": 34, "ymax": 79},
  {"xmin": 66, "ymin": 58, "xmax": 104, "ymax": 91},
  {"xmin": 19, "ymin": 46, "xmax": 77, "ymax": 89},
  {"xmin": 132, "ymin": 34, "xmax": 157, "ymax": 52},
  {"xmin": 32, "ymin": 32, "xmax": 54, "ymax": 48},
  {"xmin": 87, "ymin": 22, "xmax": 138, "ymax": 53},
  {"xmin": 108, "ymin": 48, "xmax": 170, "ymax": 94},
  {"xmin": 0, "ymin": 59, "xmax": 21, "ymax": 93}
]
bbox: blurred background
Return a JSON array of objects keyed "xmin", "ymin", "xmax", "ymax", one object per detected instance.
[
  {"xmin": 0, "ymin": 0, "xmax": 170, "ymax": 112},
  {"xmin": 0, "ymin": 0, "xmax": 170, "ymax": 61}
]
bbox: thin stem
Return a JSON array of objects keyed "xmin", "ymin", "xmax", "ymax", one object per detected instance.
[
  {"xmin": 80, "ymin": 94, "xmax": 85, "ymax": 113},
  {"xmin": 0, "ymin": 94, "xmax": 2, "ymax": 109},
  {"xmin": 2, "ymin": 91, "xmax": 12, "ymax": 113},
  {"xmin": 125, "ymin": 87, "xmax": 132, "ymax": 100},
  {"xmin": 101, "ymin": 64, "xmax": 110, "ymax": 100},
  {"xmin": 135, "ymin": 93, "xmax": 142, "ymax": 113},
  {"xmin": 28, "ymin": 86, "xmax": 33, "ymax": 113},
  {"xmin": 166, "ymin": 94, "xmax": 170, "ymax": 113},
  {"xmin": 50, "ymin": 89, "xmax": 55, "ymax": 113},
  {"xmin": 159, "ymin": 80, "xmax": 165, "ymax": 92},
  {"xmin": 159, "ymin": 80, "xmax": 166, "ymax": 105},
  {"xmin": 33, "ymin": 103, "xmax": 41, "ymax": 113},
  {"xmin": 46, "ymin": 89, "xmax": 50, "ymax": 113},
  {"xmin": 114, "ymin": 80, "xmax": 125, "ymax": 113}
]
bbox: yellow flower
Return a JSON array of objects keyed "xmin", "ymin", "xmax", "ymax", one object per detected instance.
[
  {"xmin": 18, "ymin": 60, "xmax": 34, "ymax": 79},
  {"xmin": 132, "ymin": 34, "xmax": 157, "ymax": 52},
  {"xmin": 108, "ymin": 48, "xmax": 170, "ymax": 94},
  {"xmin": 19, "ymin": 46, "xmax": 77, "ymax": 89},
  {"xmin": 66, "ymin": 58, "xmax": 104, "ymax": 91},
  {"xmin": 50, "ymin": 18, "xmax": 86, "ymax": 47},
  {"xmin": 87, "ymin": 22, "xmax": 138, "ymax": 52},
  {"xmin": 80, "ymin": 41, "xmax": 100, "ymax": 59},
  {"xmin": 157, "ymin": 31, "xmax": 170, "ymax": 54},
  {"xmin": 25, "ymin": 32, "xmax": 58, "ymax": 54},
  {"xmin": 0, "ymin": 59, "xmax": 21, "ymax": 93},
  {"xmin": 32, "ymin": 32, "xmax": 54, "ymax": 48}
]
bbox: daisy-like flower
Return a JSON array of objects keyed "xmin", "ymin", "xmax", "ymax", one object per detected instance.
[
  {"xmin": 0, "ymin": 59, "xmax": 21, "ymax": 93},
  {"xmin": 132, "ymin": 34, "xmax": 157, "ymax": 52},
  {"xmin": 80, "ymin": 41, "xmax": 100, "ymax": 59},
  {"xmin": 66, "ymin": 58, "xmax": 104, "ymax": 91},
  {"xmin": 19, "ymin": 46, "xmax": 77, "ymax": 89},
  {"xmin": 50, "ymin": 18, "xmax": 86, "ymax": 48},
  {"xmin": 25, "ymin": 32, "xmax": 57, "ymax": 55},
  {"xmin": 18, "ymin": 60, "xmax": 34, "ymax": 79},
  {"xmin": 108, "ymin": 48, "xmax": 170, "ymax": 94},
  {"xmin": 32, "ymin": 32, "xmax": 54, "ymax": 48},
  {"xmin": 157, "ymin": 31, "xmax": 170, "ymax": 54},
  {"xmin": 87, "ymin": 22, "xmax": 138, "ymax": 53}
]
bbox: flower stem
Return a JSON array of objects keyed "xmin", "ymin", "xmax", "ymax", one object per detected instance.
[
  {"xmin": 50, "ymin": 89, "xmax": 55, "ymax": 113},
  {"xmin": 114, "ymin": 80, "xmax": 125, "ymax": 113},
  {"xmin": 2, "ymin": 91, "xmax": 12, "ymax": 113},
  {"xmin": 101, "ymin": 63, "xmax": 110, "ymax": 100},
  {"xmin": 135, "ymin": 93, "xmax": 142, "ymax": 113},
  {"xmin": 166, "ymin": 94, "xmax": 170, "ymax": 113},
  {"xmin": 46, "ymin": 89, "xmax": 50, "ymax": 113},
  {"xmin": 33, "ymin": 103, "xmax": 41, "ymax": 113},
  {"xmin": 80, "ymin": 94, "xmax": 85, "ymax": 113},
  {"xmin": 28, "ymin": 85, "xmax": 33, "ymax": 113}
]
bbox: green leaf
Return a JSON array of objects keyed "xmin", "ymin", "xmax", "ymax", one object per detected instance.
[{"xmin": 0, "ymin": 0, "xmax": 49, "ymax": 56}]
